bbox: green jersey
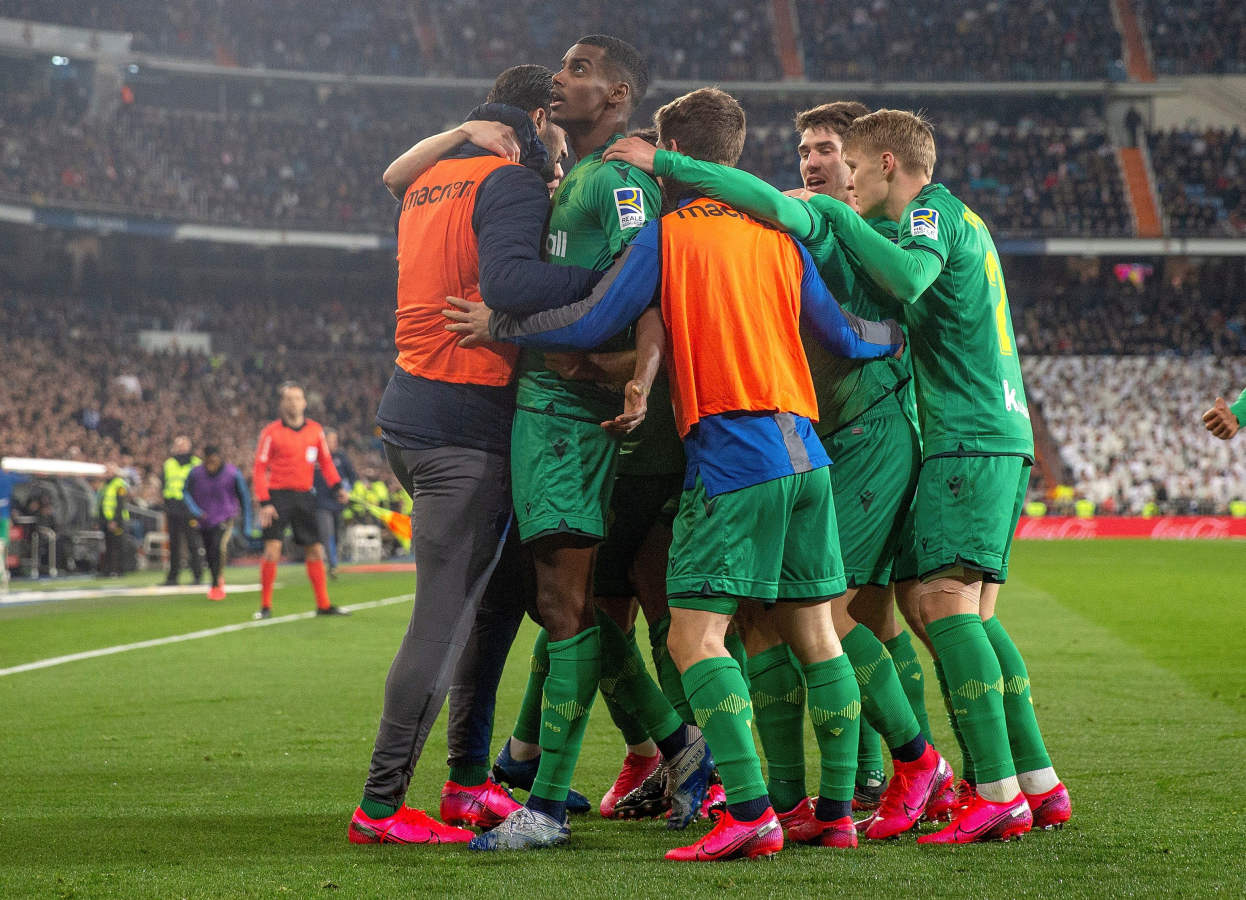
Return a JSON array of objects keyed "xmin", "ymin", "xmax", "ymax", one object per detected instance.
[
  {"xmin": 1231, "ymin": 386, "xmax": 1246, "ymax": 426},
  {"xmin": 516, "ymin": 134, "xmax": 661, "ymax": 421},
  {"xmin": 804, "ymin": 220, "xmax": 912, "ymax": 435},
  {"xmin": 810, "ymin": 184, "xmax": 1033, "ymax": 459},
  {"xmin": 651, "ymin": 149, "xmax": 909, "ymax": 437}
]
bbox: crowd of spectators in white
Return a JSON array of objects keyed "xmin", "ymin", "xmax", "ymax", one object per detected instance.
[{"xmin": 1025, "ymin": 355, "xmax": 1246, "ymax": 514}]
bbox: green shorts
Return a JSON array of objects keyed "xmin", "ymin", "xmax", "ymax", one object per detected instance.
[
  {"xmin": 891, "ymin": 502, "xmax": 919, "ymax": 583},
  {"xmin": 511, "ymin": 407, "xmax": 620, "ymax": 542},
  {"xmin": 913, "ymin": 454, "xmax": 1032, "ymax": 584},
  {"xmin": 824, "ymin": 394, "xmax": 920, "ymax": 588},
  {"xmin": 667, "ymin": 468, "xmax": 846, "ymax": 616},
  {"xmin": 594, "ymin": 472, "xmax": 682, "ymax": 597}
]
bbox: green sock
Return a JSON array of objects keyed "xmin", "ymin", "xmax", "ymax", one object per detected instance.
[
  {"xmin": 982, "ymin": 616, "xmax": 1053, "ymax": 774},
  {"xmin": 649, "ymin": 616, "xmax": 695, "ymax": 725},
  {"xmin": 885, "ymin": 631, "xmax": 934, "ymax": 744},
  {"xmin": 856, "ymin": 720, "xmax": 885, "ymax": 787},
  {"xmin": 448, "ymin": 763, "xmax": 489, "ymax": 787},
  {"xmin": 511, "ymin": 630, "xmax": 550, "ymax": 746},
  {"xmin": 841, "ymin": 624, "xmax": 921, "ymax": 750},
  {"xmin": 926, "ymin": 614, "xmax": 1014, "ymax": 784},
  {"xmin": 683, "ymin": 656, "xmax": 767, "ymax": 805},
  {"xmin": 359, "ymin": 796, "xmax": 398, "ymax": 819},
  {"xmin": 530, "ymin": 627, "xmax": 601, "ymax": 802},
  {"xmin": 803, "ymin": 655, "xmax": 861, "ymax": 804},
  {"xmin": 596, "ymin": 611, "xmax": 655, "ymax": 746},
  {"xmin": 747, "ymin": 644, "xmax": 807, "ymax": 812},
  {"xmin": 596, "ymin": 610, "xmax": 684, "ymax": 744},
  {"xmin": 932, "ymin": 656, "xmax": 975, "ymax": 782},
  {"xmin": 724, "ymin": 630, "xmax": 750, "ymax": 689}
]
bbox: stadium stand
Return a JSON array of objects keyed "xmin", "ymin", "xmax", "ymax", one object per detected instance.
[
  {"xmin": 4, "ymin": 251, "xmax": 1243, "ymax": 516},
  {"xmin": 1, "ymin": 55, "xmax": 1139, "ymax": 238},
  {"xmin": 1010, "ymin": 256, "xmax": 1246, "ymax": 356},
  {"xmin": 1148, "ymin": 128, "xmax": 1246, "ymax": 236},
  {"xmin": 0, "ymin": 290, "xmax": 391, "ymax": 484},
  {"xmin": 1025, "ymin": 354, "xmax": 1246, "ymax": 514},
  {"xmin": 0, "ymin": 0, "xmax": 780, "ymax": 80},
  {"xmin": 1139, "ymin": 0, "xmax": 1246, "ymax": 75},
  {"xmin": 2, "ymin": 0, "xmax": 1245, "ymax": 539},
  {"xmin": 739, "ymin": 105, "xmax": 1133, "ymax": 237},
  {"xmin": 794, "ymin": 0, "xmax": 1124, "ymax": 81}
]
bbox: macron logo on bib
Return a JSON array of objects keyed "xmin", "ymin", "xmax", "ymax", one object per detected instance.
[
  {"xmin": 910, "ymin": 208, "xmax": 939, "ymax": 241},
  {"xmin": 614, "ymin": 187, "xmax": 646, "ymax": 230}
]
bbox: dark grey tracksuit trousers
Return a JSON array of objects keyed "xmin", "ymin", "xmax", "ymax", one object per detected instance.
[
  {"xmin": 363, "ymin": 442, "xmax": 512, "ymax": 807},
  {"xmin": 444, "ymin": 525, "xmax": 538, "ymax": 772}
]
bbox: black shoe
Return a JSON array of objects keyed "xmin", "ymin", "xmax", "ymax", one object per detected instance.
[
  {"xmin": 853, "ymin": 778, "xmax": 887, "ymax": 811},
  {"xmin": 316, "ymin": 605, "xmax": 350, "ymax": 616},
  {"xmin": 253, "ymin": 608, "xmax": 272, "ymax": 620},
  {"xmin": 328, "ymin": 566, "xmax": 338, "ymax": 580},
  {"xmin": 613, "ymin": 760, "xmax": 671, "ymax": 820}
]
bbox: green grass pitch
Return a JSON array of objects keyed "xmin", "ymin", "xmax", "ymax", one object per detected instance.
[{"xmin": 1, "ymin": 540, "xmax": 1243, "ymax": 897}]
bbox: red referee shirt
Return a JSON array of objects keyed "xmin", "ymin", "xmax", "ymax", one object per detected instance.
[{"xmin": 252, "ymin": 418, "xmax": 341, "ymax": 502}]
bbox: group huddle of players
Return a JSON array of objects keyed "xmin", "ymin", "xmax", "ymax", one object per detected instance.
[{"xmin": 342, "ymin": 34, "xmax": 1072, "ymax": 862}]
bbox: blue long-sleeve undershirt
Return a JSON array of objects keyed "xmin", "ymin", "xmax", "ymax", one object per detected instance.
[{"xmin": 487, "ymin": 217, "xmax": 903, "ymax": 359}]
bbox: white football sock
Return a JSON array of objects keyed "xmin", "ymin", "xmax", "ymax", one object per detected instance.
[{"xmin": 1017, "ymin": 767, "xmax": 1059, "ymax": 795}]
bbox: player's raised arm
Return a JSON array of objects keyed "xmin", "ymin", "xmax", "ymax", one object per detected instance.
[
  {"xmin": 807, "ymin": 193, "xmax": 943, "ymax": 304},
  {"xmin": 383, "ymin": 120, "xmax": 521, "ymax": 199},
  {"xmin": 649, "ymin": 148, "xmax": 831, "ymax": 253},
  {"xmin": 484, "ymin": 220, "xmax": 661, "ymax": 351},
  {"xmin": 796, "ymin": 242, "xmax": 904, "ymax": 358},
  {"xmin": 473, "ymin": 164, "xmax": 603, "ymax": 315}
]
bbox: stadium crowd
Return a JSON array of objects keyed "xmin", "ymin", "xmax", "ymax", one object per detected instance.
[
  {"xmin": 796, "ymin": 0, "xmax": 1123, "ymax": 81},
  {"xmin": 1, "ymin": 0, "xmax": 778, "ymax": 81},
  {"xmin": 3, "ymin": 67, "xmax": 1141, "ymax": 238},
  {"xmin": 1012, "ymin": 257, "xmax": 1246, "ymax": 356},
  {"xmin": 1025, "ymin": 354, "xmax": 1246, "ymax": 514},
  {"xmin": 739, "ymin": 111, "xmax": 1132, "ymax": 237},
  {"xmin": 4, "ymin": 0, "xmax": 1242, "ymax": 82},
  {"xmin": 0, "ymin": 291, "xmax": 391, "ymax": 502},
  {"xmin": 4, "ymin": 246, "xmax": 1244, "ymax": 524},
  {"xmin": 1140, "ymin": 0, "xmax": 1246, "ymax": 75},
  {"xmin": 1148, "ymin": 127, "xmax": 1246, "ymax": 236}
]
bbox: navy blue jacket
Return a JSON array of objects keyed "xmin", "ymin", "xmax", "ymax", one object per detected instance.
[{"xmin": 378, "ymin": 104, "xmax": 602, "ymax": 454}]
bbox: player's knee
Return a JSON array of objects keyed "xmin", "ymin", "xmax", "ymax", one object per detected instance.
[
  {"xmin": 917, "ymin": 571, "xmax": 982, "ymax": 626},
  {"xmin": 666, "ymin": 623, "xmax": 726, "ymax": 673}
]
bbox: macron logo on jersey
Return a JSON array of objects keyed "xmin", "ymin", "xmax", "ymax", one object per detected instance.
[
  {"xmin": 910, "ymin": 208, "xmax": 939, "ymax": 241},
  {"xmin": 614, "ymin": 187, "xmax": 646, "ymax": 230}
]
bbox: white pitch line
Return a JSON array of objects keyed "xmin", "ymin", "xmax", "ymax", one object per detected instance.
[
  {"xmin": 0, "ymin": 593, "xmax": 413, "ymax": 677},
  {"xmin": 0, "ymin": 583, "xmax": 266, "ymax": 606}
]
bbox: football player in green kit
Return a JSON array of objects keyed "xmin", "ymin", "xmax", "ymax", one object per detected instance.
[
  {"xmin": 603, "ymin": 104, "xmax": 951, "ymax": 844},
  {"xmin": 475, "ymin": 35, "xmax": 710, "ymax": 851},
  {"xmin": 806, "ymin": 109, "xmax": 1069, "ymax": 842}
]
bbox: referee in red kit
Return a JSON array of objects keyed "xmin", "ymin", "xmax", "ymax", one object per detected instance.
[{"xmin": 252, "ymin": 381, "xmax": 350, "ymax": 619}]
